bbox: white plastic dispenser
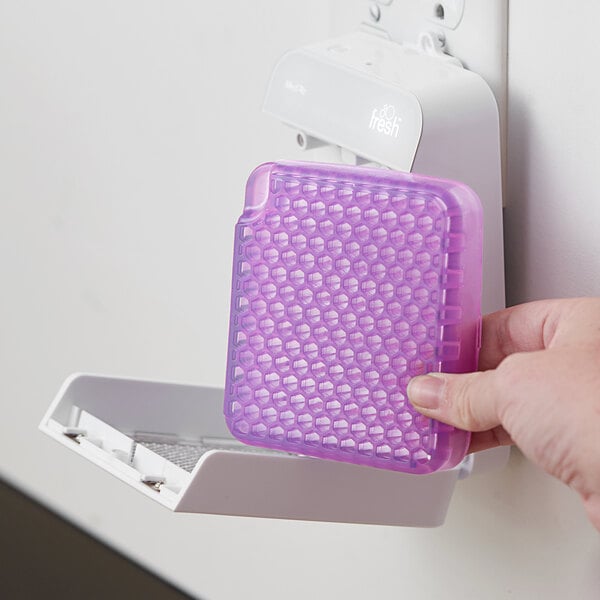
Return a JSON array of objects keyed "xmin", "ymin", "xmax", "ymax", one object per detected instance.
[{"xmin": 40, "ymin": 0, "xmax": 509, "ymax": 527}]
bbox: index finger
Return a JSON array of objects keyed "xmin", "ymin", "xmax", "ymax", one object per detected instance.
[{"xmin": 477, "ymin": 299, "xmax": 564, "ymax": 370}]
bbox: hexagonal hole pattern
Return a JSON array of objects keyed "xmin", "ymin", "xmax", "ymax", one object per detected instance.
[{"xmin": 225, "ymin": 164, "xmax": 477, "ymax": 473}]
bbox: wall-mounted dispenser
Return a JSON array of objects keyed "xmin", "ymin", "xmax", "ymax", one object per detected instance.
[
  {"xmin": 40, "ymin": 0, "xmax": 509, "ymax": 527},
  {"xmin": 263, "ymin": 25, "xmax": 506, "ymax": 315}
]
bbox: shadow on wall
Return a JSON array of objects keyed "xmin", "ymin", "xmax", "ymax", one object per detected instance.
[
  {"xmin": 504, "ymin": 92, "xmax": 531, "ymax": 306},
  {"xmin": 0, "ymin": 479, "xmax": 196, "ymax": 600}
]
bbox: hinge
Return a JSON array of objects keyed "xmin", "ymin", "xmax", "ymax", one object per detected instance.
[{"xmin": 359, "ymin": 0, "xmax": 465, "ymax": 65}]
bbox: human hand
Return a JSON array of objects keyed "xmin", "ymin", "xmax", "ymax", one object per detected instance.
[{"xmin": 407, "ymin": 298, "xmax": 600, "ymax": 531}]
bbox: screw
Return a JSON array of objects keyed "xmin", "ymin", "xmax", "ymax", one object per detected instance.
[{"xmin": 369, "ymin": 3, "xmax": 381, "ymax": 22}]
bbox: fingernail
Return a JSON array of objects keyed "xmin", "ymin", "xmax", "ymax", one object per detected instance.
[{"xmin": 407, "ymin": 374, "xmax": 445, "ymax": 409}]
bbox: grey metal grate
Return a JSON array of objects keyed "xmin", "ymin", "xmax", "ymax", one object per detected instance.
[
  {"xmin": 137, "ymin": 440, "xmax": 206, "ymax": 473},
  {"xmin": 132, "ymin": 434, "xmax": 284, "ymax": 473}
]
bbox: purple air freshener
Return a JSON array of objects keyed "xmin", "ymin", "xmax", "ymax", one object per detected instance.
[{"xmin": 225, "ymin": 161, "xmax": 482, "ymax": 474}]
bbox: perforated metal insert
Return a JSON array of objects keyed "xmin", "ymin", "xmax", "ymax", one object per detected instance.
[
  {"xmin": 137, "ymin": 440, "xmax": 205, "ymax": 473},
  {"xmin": 133, "ymin": 435, "xmax": 284, "ymax": 473}
]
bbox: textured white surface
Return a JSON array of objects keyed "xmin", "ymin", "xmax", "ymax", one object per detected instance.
[{"xmin": 1, "ymin": 1, "xmax": 599, "ymax": 599}]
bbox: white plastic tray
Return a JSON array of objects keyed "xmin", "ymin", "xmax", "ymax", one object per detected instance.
[{"xmin": 40, "ymin": 373, "xmax": 507, "ymax": 527}]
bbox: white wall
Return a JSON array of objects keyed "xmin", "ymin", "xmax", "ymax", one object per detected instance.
[
  {"xmin": 1, "ymin": 1, "xmax": 599, "ymax": 598},
  {"xmin": 505, "ymin": 1, "xmax": 600, "ymax": 302}
]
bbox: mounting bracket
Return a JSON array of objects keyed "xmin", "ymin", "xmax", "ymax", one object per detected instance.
[{"xmin": 329, "ymin": 0, "xmax": 508, "ymax": 191}]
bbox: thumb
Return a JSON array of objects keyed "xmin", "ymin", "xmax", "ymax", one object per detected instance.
[{"xmin": 407, "ymin": 370, "xmax": 502, "ymax": 432}]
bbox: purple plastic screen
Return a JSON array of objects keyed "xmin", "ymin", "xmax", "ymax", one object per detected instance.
[{"xmin": 224, "ymin": 161, "xmax": 482, "ymax": 474}]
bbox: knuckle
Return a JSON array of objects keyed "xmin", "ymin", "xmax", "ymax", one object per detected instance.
[
  {"xmin": 496, "ymin": 311, "xmax": 518, "ymax": 356},
  {"xmin": 496, "ymin": 352, "xmax": 527, "ymax": 382},
  {"xmin": 493, "ymin": 352, "xmax": 531, "ymax": 425},
  {"xmin": 444, "ymin": 374, "xmax": 481, "ymax": 430}
]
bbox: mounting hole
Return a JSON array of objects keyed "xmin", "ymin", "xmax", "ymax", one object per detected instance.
[
  {"xmin": 296, "ymin": 133, "xmax": 306, "ymax": 148},
  {"xmin": 369, "ymin": 3, "xmax": 381, "ymax": 22},
  {"xmin": 435, "ymin": 3, "xmax": 445, "ymax": 19}
]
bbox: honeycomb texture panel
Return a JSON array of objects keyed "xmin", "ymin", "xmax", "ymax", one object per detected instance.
[{"xmin": 225, "ymin": 162, "xmax": 482, "ymax": 473}]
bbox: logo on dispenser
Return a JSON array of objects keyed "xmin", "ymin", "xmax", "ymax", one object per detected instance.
[
  {"xmin": 369, "ymin": 104, "xmax": 402, "ymax": 138},
  {"xmin": 284, "ymin": 79, "xmax": 307, "ymax": 96}
]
